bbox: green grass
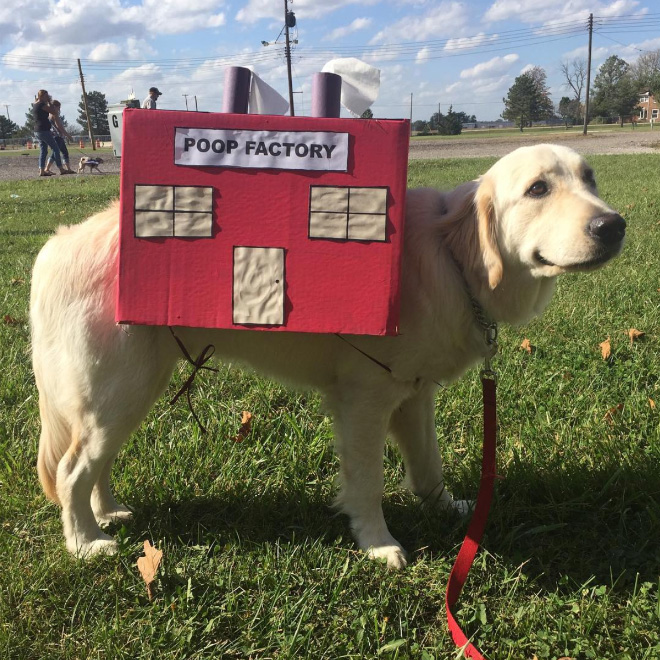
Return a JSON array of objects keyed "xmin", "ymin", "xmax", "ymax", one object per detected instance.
[{"xmin": 1, "ymin": 155, "xmax": 659, "ymax": 659}]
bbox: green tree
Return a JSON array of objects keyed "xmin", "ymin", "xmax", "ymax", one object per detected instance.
[
  {"xmin": 502, "ymin": 68, "xmax": 554, "ymax": 131},
  {"xmin": 77, "ymin": 90, "xmax": 109, "ymax": 135},
  {"xmin": 17, "ymin": 105, "xmax": 37, "ymax": 138},
  {"xmin": 557, "ymin": 96, "xmax": 580, "ymax": 128},
  {"xmin": 0, "ymin": 115, "xmax": 18, "ymax": 139},
  {"xmin": 437, "ymin": 105, "xmax": 463, "ymax": 135},
  {"xmin": 360, "ymin": 108, "xmax": 373, "ymax": 119},
  {"xmin": 590, "ymin": 55, "xmax": 639, "ymax": 126}
]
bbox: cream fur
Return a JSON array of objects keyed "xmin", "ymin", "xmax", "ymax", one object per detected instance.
[{"xmin": 30, "ymin": 144, "xmax": 624, "ymax": 566}]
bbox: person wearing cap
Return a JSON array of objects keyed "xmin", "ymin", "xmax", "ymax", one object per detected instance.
[{"xmin": 142, "ymin": 87, "xmax": 162, "ymax": 109}]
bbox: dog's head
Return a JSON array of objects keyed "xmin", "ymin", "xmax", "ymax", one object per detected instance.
[
  {"xmin": 475, "ymin": 144, "xmax": 625, "ymax": 289},
  {"xmin": 95, "ymin": 158, "xmax": 104, "ymax": 165}
]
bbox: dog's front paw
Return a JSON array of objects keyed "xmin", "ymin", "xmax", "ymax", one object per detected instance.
[
  {"xmin": 367, "ymin": 544, "xmax": 408, "ymax": 569},
  {"xmin": 449, "ymin": 499, "xmax": 473, "ymax": 517},
  {"xmin": 68, "ymin": 534, "xmax": 118, "ymax": 558},
  {"xmin": 94, "ymin": 504, "xmax": 133, "ymax": 526}
]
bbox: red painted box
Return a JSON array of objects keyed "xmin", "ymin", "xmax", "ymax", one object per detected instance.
[{"xmin": 116, "ymin": 108, "xmax": 409, "ymax": 335}]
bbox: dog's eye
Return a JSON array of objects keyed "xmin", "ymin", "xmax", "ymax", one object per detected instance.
[{"xmin": 526, "ymin": 181, "xmax": 548, "ymax": 197}]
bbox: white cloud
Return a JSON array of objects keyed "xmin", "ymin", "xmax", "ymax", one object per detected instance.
[
  {"xmin": 324, "ymin": 17, "xmax": 372, "ymax": 41},
  {"xmin": 236, "ymin": 0, "xmax": 379, "ymax": 24},
  {"xmin": 444, "ymin": 33, "xmax": 498, "ymax": 51},
  {"xmin": 370, "ymin": 2, "xmax": 469, "ymax": 43},
  {"xmin": 485, "ymin": 0, "xmax": 646, "ymax": 25},
  {"xmin": 416, "ymin": 47, "xmax": 431, "ymax": 64},
  {"xmin": 89, "ymin": 39, "xmax": 155, "ymax": 61},
  {"xmin": 124, "ymin": 0, "xmax": 226, "ymax": 35},
  {"xmin": 460, "ymin": 53, "xmax": 519, "ymax": 79}
]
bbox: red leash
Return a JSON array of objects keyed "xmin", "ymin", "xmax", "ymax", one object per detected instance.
[{"xmin": 445, "ymin": 373, "xmax": 498, "ymax": 659}]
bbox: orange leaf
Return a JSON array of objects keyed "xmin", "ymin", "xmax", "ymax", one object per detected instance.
[
  {"xmin": 137, "ymin": 540, "xmax": 163, "ymax": 601},
  {"xmin": 604, "ymin": 403, "xmax": 624, "ymax": 425},
  {"xmin": 650, "ymin": 398, "xmax": 656, "ymax": 410},
  {"xmin": 232, "ymin": 411, "xmax": 253, "ymax": 443},
  {"xmin": 520, "ymin": 338, "xmax": 533, "ymax": 354},
  {"xmin": 627, "ymin": 328, "xmax": 645, "ymax": 346},
  {"xmin": 599, "ymin": 337, "xmax": 611, "ymax": 360},
  {"xmin": 3, "ymin": 314, "xmax": 21, "ymax": 326}
]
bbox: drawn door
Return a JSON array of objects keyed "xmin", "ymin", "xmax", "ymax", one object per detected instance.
[{"xmin": 232, "ymin": 247, "xmax": 285, "ymax": 325}]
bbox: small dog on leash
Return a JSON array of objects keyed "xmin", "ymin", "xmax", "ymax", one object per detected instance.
[
  {"xmin": 31, "ymin": 144, "xmax": 625, "ymax": 566},
  {"xmin": 78, "ymin": 156, "xmax": 104, "ymax": 174}
]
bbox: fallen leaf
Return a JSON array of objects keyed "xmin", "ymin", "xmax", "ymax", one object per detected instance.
[
  {"xmin": 3, "ymin": 314, "xmax": 21, "ymax": 326},
  {"xmin": 232, "ymin": 411, "xmax": 253, "ymax": 442},
  {"xmin": 627, "ymin": 328, "xmax": 645, "ymax": 346},
  {"xmin": 599, "ymin": 337, "xmax": 611, "ymax": 360},
  {"xmin": 520, "ymin": 338, "xmax": 533, "ymax": 354},
  {"xmin": 137, "ymin": 540, "xmax": 163, "ymax": 601},
  {"xmin": 604, "ymin": 403, "xmax": 624, "ymax": 426},
  {"xmin": 10, "ymin": 278, "xmax": 24, "ymax": 286},
  {"xmin": 650, "ymin": 398, "xmax": 656, "ymax": 410}
]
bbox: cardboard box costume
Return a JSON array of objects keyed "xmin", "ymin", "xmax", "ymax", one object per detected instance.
[{"xmin": 117, "ymin": 109, "xmax": 409, "ymax": 335}]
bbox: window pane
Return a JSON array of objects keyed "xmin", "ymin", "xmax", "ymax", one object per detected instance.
[{"xmin": 135, "ymin": 211, "xmax": 173, "ymax": 237}]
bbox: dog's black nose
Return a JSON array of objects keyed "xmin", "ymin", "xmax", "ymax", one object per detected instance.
[{"xmin": 587, "ymin": 213, "xmax": 626, "ymax": 245}]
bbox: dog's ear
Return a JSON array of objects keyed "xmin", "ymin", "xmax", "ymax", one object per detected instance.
[{"xmin": 475, "ymin": 176, "xmax": 503, "ymax": 289}]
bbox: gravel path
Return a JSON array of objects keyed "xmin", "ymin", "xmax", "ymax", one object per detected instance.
[
  {"xmin": 409, "ymin": 127, "xmax": 660, "ymax": 160},
  {"xmin": 1, "ymin": 129, "xmax": 657, "ymax": 182}
]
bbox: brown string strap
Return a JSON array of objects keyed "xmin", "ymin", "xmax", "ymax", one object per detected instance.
[{"xmin": 168, "ymin": 327, "xmax": 219, "ymax": 433}]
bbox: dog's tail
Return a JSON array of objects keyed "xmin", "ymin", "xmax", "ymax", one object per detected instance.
[{"xmin": 36, "ymin": 392, "xmax": 71, "ymax": 504}]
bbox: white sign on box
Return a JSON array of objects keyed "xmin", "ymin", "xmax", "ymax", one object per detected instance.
[{"xmin": 174, "ymin": 128, "xmax": 349, "ymax": 171}]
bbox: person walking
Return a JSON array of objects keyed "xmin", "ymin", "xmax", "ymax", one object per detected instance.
[
  {"xmin": 45, "ymin": 100, "xmax": 75, "ymax": 174},
  {"xmin": 32, "ymin": 89, "xmax": 72, "ymax": 177},
  {"xmin": 142, "ymin": 87, "xmax": 162, "ymax": 109}
]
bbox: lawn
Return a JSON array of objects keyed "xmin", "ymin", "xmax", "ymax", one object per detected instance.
[{"xmin": 0, "ymin": 155, "xmax": 659, "ymax": 659}]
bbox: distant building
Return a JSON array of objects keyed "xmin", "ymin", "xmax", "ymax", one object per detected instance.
[{"xmin": 637, "ymin": 90, "xmax": 659, "ymax": 121}]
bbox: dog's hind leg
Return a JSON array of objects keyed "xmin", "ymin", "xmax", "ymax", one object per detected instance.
[
  {"xmin": 91, "ymin": 450, "xmax": 134, "ymax": 525},
  {"xmin": 56, "ymin": 345, "xmax": 175, "ymax": 557},
  {"xmin": 328, "ymin": 389, "xmax": 408, "ymax": 569},
  {"xmin": 389, "ymin": 382, "xmax": 470, "ymax": 516}
]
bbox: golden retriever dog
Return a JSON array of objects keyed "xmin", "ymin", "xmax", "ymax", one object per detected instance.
[
  {"xmin": 31, "ymin": 144, "xmax": 625, "ymax": 567},
  {"xmin": 77, "ymin": 156, "xmax": 104, "ymax": 174}
]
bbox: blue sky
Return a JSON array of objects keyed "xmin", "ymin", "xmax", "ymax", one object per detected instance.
[{"xmin": 1, "ymin": 0, "xmax": 659, "ymax": 126}]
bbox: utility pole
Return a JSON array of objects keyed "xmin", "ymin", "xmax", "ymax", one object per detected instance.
[
  {"xmin": 284, "ymin": 0, "xmax": 295, "ymax": 116},
  {"xmin": 4, "ymin": 104, "xmax": 9, "ymax": 122},
  {"xmin": 77, "ymin": 59, "xmax": 96, "ymax": 151},
  {"xmin": 583, "ymin": 13, "xmax": 593, "ymax": 135},
  {"xmin": 409, "ymin": 93, "xmax": 413, "ymax": 134},
  {"xmin": 194, "ymin": 95, "xmax": 198, "ymax": 111},
  {"xmin": 183, "ymin": 94, "xmax": 189, "ymax": 111}
]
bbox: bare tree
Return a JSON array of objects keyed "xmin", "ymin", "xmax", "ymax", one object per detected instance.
[{"xmin": 560, "ymin": 58, "xmax": 587, "ymax": 106}]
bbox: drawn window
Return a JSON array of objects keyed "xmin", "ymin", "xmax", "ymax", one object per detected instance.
[
  {"xmin": 135, "ymin": 185, "xmax": 213, "ymax": 238},
  {"xmin": 309, "ymin": 186, "xmax": 388, "ymax": 242}
]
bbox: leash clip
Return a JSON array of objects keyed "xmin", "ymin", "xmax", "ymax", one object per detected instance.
[{"xmin": 481, "ymin": 323, "xmax": 498, "ymax": 381}]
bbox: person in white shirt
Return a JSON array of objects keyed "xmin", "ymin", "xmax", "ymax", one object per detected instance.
[{"xmin": 142, "ymin": 87, "xmax": 162, "ymax": 109}]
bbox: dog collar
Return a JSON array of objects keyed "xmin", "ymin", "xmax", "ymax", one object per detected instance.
[{"xmin": 447, "ymin": 249, "xmax": 498, "ymax": 362}]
